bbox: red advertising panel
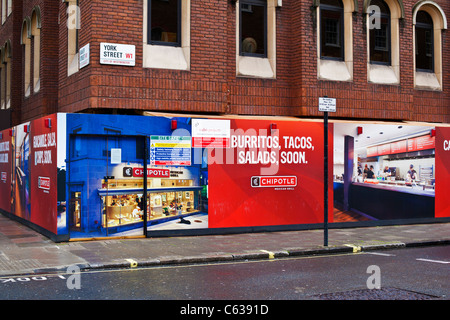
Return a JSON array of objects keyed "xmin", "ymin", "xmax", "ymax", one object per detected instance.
[
  {"xmin": 408, "ymin": 135, "xmax": 435, "ymax": 152},
  {"xmin": 208, "ymin": 119, "xmax": 333, "ymax": 228},
  {"xmin": 29, "ymin": 114, "xmax": 58, "ymax": 234},
  {"xmin": 0, "ymin": 129, "xmax": 12, "ymax": 212},
  {"xmin": 435, "ymin": 127, "xmax": 450, "ymax": 218}
]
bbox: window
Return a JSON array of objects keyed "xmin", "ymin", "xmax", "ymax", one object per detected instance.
[
  {"xmin": 0, "ymin": 50, "xmax": 4, "ymax": 109},
  {"xmin": 66, "ymin": 0, "xmax": 80, "ymax": 76},
  {"xmin": 143, "ymin": 0, "xmax": 190, "ymax": 70},
  {"xmin": 317, "ymin": 0, "xmax": 355, "ymax": 82},
  {"xmin": 31, "ymin": 7, "xmax": 41, "ymax": 93},
  {"xmin": 415, "ymin": 11, "xmax": 433, "ymax": 72},
  {"xmin": 369, "ymin": 0, "xmax": 390, "ymax": 65},
  {"xmin": 148, "ymin": 0, "xmax": 181, "ymax": 46},
  {"xmin": 2, "ymin": 42, "xmax": 11, "ymax": 109},
  {"xmin": 1, "ymin": 0, "xmax": 6, "ymax": 24},
  {"xmin": 239, "ymin": 0, "xmax": 267, "ymax": 58},
  {"xmin": 236, "ymin": 0, "xmax": 277, "ymax": 79},
  {"xmin": 413, "ymin": 1, "xmax": 447, "ymax": 90},
  {"xmin": 320, "ymin": 0, "xmax": 344, "ymax": 60},
  {"xmin": 365, "ymin": 0, "xmax": 402, "ymax": 85},
  {"xmin": 21, "ymin": 19, "xmax": 31, "ymax": 97}
]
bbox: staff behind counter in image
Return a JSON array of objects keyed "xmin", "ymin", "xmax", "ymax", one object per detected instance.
[
  {"xmin": 405, "ymin": 164, "xmax": 417, "ymax": 186},
  {"xmin": 357, "ymin": 164, "xmax": 376, "ymax": 182}
]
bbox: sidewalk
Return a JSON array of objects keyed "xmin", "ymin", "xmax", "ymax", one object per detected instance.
[{"xmin": 0, "ymin": 213, "xmax": 449, "ymax": 276}]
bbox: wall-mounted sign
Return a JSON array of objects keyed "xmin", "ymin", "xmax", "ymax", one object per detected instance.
[
  {"xmin": 407, "ymin": 135, "xmax": 435, "ymax": 152},
  {"xmin": 150, "ymin": 136, "xmax": 191, "ymax": 166},
  {"xmin": 38, "ymin": 176, "xmax": 50, "ymax": 191},
  {"xmin": 366, "ymin": 134, "xmax": 435, "ymax": 157},
  {"xmin": 100, "ymin": 43, "xmax": 135, "ymax": 66},
  {"xmin": 79, "ymin": 43, "xmax": 90, "ymax": 69},
  {"xmin": 123, "ymin": 167, "xmax": 170, "ymax": 178},
  {"xmin": 110, "ymin": 148, "xmax": 122, "ymax": 164},
  {"xmin": 192, "ymin": 119, "xmax": 231, "ymax": 148}
]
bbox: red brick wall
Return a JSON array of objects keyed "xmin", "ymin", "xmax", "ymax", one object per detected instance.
[
  {"xmin": 19, "ymin": 0, "xmax": 59, "ymax": 122},
  {"xmin": 0, "ymin": 0, "xmax": 22, "ymax": 126},
  {"xmin": 4, "ymin": 0, "xmax": 449, "ymax": 126},
  {"xmin": 296, "ymin": 0, "xmax": 450, "ymax": 123}
]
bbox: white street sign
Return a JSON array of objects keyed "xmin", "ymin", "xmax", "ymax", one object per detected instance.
[{"xmin": 319, "ymin": 97, "xmax": 336, "ymax": 112}]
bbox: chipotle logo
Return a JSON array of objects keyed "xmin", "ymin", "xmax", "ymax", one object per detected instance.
[
  {"xmin": 123, "ymin": 167, "xmax": 170, "ymax": 178},
  {"xmin": 251, "ymin": 176, "xmax": 297, "ymax": 188},
  {"xmin": 38, "ymin": 176, "xmax": 51, "ymax": 190}
]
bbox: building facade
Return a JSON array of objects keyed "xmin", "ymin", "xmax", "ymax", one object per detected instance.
[{"xmin": 0, "ymin": 0, "xmax": 448, "ymax": 130}]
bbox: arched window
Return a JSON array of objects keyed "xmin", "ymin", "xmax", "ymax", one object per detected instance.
[
  {"xmin": 65, "ymin": 0, "xmax": 80, "ymax": 76},
  {"xmin": 369, "ymin": 0, "xmax": 390, "ymax": 65},
  {"xmin": 320, "ymin": 0, "xmax": 344, "ymax": 60},
  {"xmin": 413, "ymin": 1, "xmax": 447, "ymax": 90},
  {"xmin": 365, "ymin": 0, "xmax": 403, "ymax": 85},
  {"xmin": 31, "ymin": 8, "xmax": 41, "ymax": 92},
  {"xmin": 0, "ymin": 48, "xmax": 4, "ymax": 109},
  {"xmin": 415, "ymin": 11, "xmax": 433, "ymax": 72},
  {"xmin": 21, "ymin": 19, "xmax": 31, "ymax": 97},
  {"xmin": 317, "ymin": 0, "xmax": 356, "ymax": 82},
  {"xmin": 2, "ymin": 42, "xmax": 11, "ymax": 109},
  {"xmin": 1, "ymin": 0, "xmax": 6, "ymax": 23}
]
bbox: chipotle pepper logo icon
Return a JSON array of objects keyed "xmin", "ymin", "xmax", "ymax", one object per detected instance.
[
  {"xmin": 123, "ymin": 167, "xmax": 133, "ymax": 177},
  {"xmin": 251, "ymin": 177, "xmax": 260, "ymax": 187}
]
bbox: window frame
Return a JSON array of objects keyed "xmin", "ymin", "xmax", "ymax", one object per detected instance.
[
  {"xmin": 147, "ymin": 0, "xmax": 182, "ymax": 47},
  {"xmin": 369, "ymin": 1, "xmax": 391, "ymax": 66},
  {"xmin": 320, "ymin": 2, "xmax": 345, "ymax": 61},
  {"xmin": 239, "ymin": 0, "xmax": 268, "ymax": 58},
  {"xmin": 415, "ymin": 11, "xmax": 434, "ymax": 73}
]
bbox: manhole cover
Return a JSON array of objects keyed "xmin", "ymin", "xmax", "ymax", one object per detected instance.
[{"xmin": 314, "ymin": 287, "xmax": 438, "ymax": 300}]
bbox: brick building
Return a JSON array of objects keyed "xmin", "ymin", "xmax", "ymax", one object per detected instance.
[{"xmin": 0, "ymin": 0, "xmax": 448, "ymax": 130}]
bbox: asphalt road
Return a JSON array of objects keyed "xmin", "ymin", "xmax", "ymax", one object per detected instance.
[{"xmin": 0, "ymin": 245, "xmax": 448, "ymax": 303}]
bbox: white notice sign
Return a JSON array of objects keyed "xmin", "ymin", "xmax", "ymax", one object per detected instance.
[
  {"xmin": 79, "ymin": 43, "xmax": 90, "ymax": 69},
  {"xmin": 192, "ymin": 119, "xmax": 231, "ymax": 148},
  {"xmin": 319, "ymin": 97, "xmax": 336, "ymax": 112},
  {"xmin": 100, "ymin": 43, "xmax": 135, "ymax": 66},
  {"xmin": 110, "ymin": 148, "xmax": 122, "ymax": 164}
]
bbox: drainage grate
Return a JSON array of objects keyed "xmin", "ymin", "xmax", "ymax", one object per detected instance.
[{"xmin": 314, "ymin": 287, "xmax": 438, "ymax": 300}]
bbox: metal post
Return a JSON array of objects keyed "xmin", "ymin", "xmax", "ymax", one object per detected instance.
[
  {"xmin": 324, "ymin": 111, "xmax": 329, "ymax": 247},
  {"xmin": 143, "ymin": 136, "xmax": 148, "ymax": 237}
]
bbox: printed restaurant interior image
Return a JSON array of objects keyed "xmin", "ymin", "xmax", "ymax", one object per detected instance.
[{"xmin": 333, "ymin": 122, "xmax": 437, "ymax": 223}]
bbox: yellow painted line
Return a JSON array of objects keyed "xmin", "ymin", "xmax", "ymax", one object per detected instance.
[
  {"xmin": 344, "ymin": 244, "xmax": 361, "ymax": 253},
  {"xmin": 125, "ymin": 259, "xmax": 138, "ymax": 268},
  {"xmin": 260, "ymin": 250, "xmax": 275, "ymax": 259}
]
